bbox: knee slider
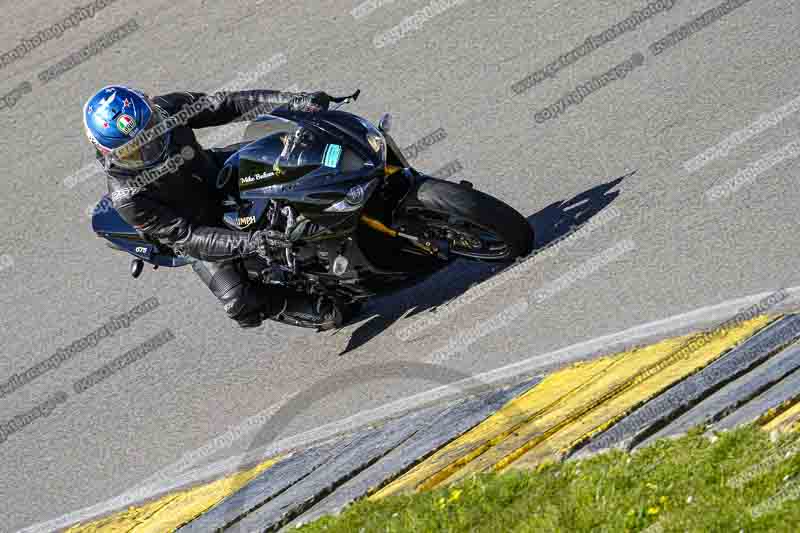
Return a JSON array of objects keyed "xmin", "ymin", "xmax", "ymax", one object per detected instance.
[
  {"xmin": 207, "ymin": 266, "xmax": 249, "ymax": 318},
  {"xmin": 208, "ymin": 266, "xmax": 244, "ymax": 299}
]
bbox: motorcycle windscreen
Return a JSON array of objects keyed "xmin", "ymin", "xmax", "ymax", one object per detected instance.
[{"xmin": 236, "ymin": 131, "xmax": 347, "ymax": 191}]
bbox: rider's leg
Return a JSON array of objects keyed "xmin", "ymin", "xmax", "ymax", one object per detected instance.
[{"xmin": 192, "ymin": 259, "xmax": 274, "ymax": 328}]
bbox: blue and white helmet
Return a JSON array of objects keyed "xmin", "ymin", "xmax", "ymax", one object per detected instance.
[{"xmin": 83, "ymin": 85, "xmax": 170, "ymax": 170}]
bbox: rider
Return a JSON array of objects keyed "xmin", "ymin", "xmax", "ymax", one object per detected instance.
[{"xmin": 83, "ymin": 85, "xmax": 345, "ymax": 329}]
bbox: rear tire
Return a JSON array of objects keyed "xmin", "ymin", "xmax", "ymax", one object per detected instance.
[{"xmin": 409, "ymin": 178, "xmax": 534, "ymax": 260}]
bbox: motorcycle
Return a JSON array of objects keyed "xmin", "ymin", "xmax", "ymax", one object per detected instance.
[{"xmin": 91, "ymin": 91, "xmax": 534, "ymax": 329}]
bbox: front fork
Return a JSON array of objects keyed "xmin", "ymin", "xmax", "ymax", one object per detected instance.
[
  {"xmin": 359, "ymin": 214, "xmax": 449, "ymax": 259},
  {"xmin": 369, "ymin": 132, "xmax": 452, "ymax": 260}
]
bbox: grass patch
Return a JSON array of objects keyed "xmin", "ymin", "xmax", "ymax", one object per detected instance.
[{"xmin": 299, "ymin": 426, "xmax": 800, "ymax": 532}]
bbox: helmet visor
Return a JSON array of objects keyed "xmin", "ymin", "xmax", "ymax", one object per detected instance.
[{"xmin": 106, "ymin": 108, "xmax": 168, "ymax": 170}]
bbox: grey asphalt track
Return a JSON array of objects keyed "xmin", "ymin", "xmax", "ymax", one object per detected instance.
[{"xmin": 1, "ymin": 0, "xmax": 799, "ymax": 530}]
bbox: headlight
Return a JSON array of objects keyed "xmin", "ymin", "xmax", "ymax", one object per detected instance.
[
  {"xmin": 324, "ymin": 179, "xmax": 379, "ymax": 213},
  {"xmin": 366, "ymin": 131, "xmax": 384, "ymax": 154},
  {"xmin": 345, "ymin": 183, "xmax": 366, "ymax": 205},
  {"xmin": 357, "ymin": 118, "xmax": 386, "ymax": 163}
]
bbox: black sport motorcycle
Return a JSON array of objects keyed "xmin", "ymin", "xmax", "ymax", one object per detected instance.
[{"xmin": 92, "ymin": 91, "xmax": 534, "ymax": 328}]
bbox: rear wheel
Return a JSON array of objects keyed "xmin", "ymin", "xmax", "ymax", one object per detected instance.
[{"xmin": 403, "ymin": 179, "xmax": 534, "ymax": 261}]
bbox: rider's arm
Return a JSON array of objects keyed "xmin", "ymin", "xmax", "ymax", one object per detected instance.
[
  {"xmin": 153, "ymin": 91, "xmax": 328, "ymax": 129},
  {"xmin": 113, "ymin": 192, "xmax": 260, "ymax": 261}
]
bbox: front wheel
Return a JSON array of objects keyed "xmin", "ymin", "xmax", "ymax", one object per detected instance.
[{"xmin": 402, "ymin": 178, "xmax": 534, "ymax": 261}]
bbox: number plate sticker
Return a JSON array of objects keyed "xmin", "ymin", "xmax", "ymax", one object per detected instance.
[{"xmin": 322, "ymin": 144, "xmax": 343, "ymax": 168}]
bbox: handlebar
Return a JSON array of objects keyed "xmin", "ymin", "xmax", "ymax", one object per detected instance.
[{"xmin": 329, "ymin": 89, "xmax": 360, "ymax": 110}]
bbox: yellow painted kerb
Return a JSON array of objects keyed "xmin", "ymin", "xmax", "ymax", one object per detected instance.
[
  {"xmin": 762, "ymin": 399, "xmax": 800, "ymax": 434},
  {"xmin": 372, "ymin": 315, "xmax": 774, "ymax": 498},
  {"xmin": 503, "ymin": 314, "xmax": 772, "ymax": 472},
  {"xmin": 66, "ymin": 456, "xmax": 281, "ymax": 533}
]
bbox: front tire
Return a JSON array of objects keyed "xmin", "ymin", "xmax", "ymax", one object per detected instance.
[{"xmin": 406, "ymin": 178, "xmax": 534, "ymax": 261}]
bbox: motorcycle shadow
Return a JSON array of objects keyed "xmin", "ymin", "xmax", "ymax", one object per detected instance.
[{"xmin": 335, "ymin": 172, "xmax": 631, "ymax": 355}]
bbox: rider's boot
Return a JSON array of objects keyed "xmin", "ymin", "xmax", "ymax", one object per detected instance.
[{"xmin": 269, "ymin": 290, "xmax": 348, "ymax": 331}]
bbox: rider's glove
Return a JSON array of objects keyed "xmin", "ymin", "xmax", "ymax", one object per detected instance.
[
  {"xmin": 245, "ymin": 229, "xmax": 292, "ymax": 256},
  {"xmin": 289, "ymin": 91, "xmax": 332, "ymax": 112},
  {"xmin": 242, "ymin": 220, "xmax": 321, "ymax": 257}
]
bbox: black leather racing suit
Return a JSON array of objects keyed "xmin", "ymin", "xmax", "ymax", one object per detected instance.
[{"xmin": 103, "ymin": 90, "xmax": 327, "ymax": 327}]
